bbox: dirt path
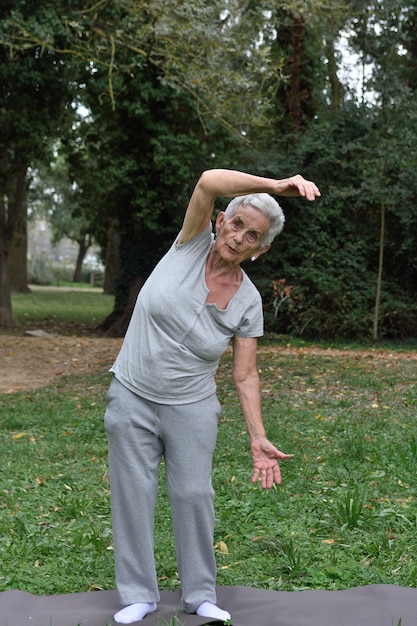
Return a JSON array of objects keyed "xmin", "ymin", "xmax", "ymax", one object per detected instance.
[
  {"xmin": 1, "ymin": 334, "xmax": 416, "ymax": 394},
  {"xmin": 0, "ymin": 335, "xmax": 123, "ymax": 394}
]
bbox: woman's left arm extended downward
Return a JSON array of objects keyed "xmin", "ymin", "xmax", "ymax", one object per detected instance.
[{"xmin": 232, "ymin": 336, "xmax": 293, "ymax": 490}]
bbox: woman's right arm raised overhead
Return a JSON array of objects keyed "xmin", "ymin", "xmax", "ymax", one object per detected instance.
[{"xmin": 178, "ymin": 169, "xmax": 321, "ymax": 245}]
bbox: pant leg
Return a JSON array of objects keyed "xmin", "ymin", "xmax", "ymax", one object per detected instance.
[
  {"xmin": 104, "ymin": 377, "xmax": 164, "ymax": 605},
  {"xmin": 160, "ymin": 394, "xmax": 222, "ymax": 613}
]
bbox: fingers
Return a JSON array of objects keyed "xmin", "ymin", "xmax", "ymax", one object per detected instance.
[
  {"xmin": 299, "ymin": 181, "xmax": 321, "ymax": 201},
  {"xmin": 304, "ymin": 179, "xmax": 320, "ymax": 200},
  {"xmin": 251, "ymin": 468, "xmax": 260, "ymax": 484},
  {"xmin": 272, "ymin": 463, "xmax": 282, "ymax": 485},
  {"xmin": 252, "ymin": 468, "xmax": 273, "ymax": 489},
  {"xmin": 262, "ymin": 465, "xmax": 279, "ymax": 489},
  {"xmin": 252, "ymin": 463, "xmax": 283, "ymax": 489},
  {"xmin": 276, "ymin": 452, "xmax": 294, "ymax": 460},
  {"xmin": 291, "ymin": 175, "xmax": 321, "ymax": 201},
  {"xmin": 251, "ymin": 441, "xmax": 293, "ymax": 489}
]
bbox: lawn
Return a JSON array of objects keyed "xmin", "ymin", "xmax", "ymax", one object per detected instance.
[
  {"xmin": 9, "ymin": 285, "xmax": 114, "ymax": 335},
  {"xmin": 1, "ymin": 289, "xmax": 417, "ymax": 604}
]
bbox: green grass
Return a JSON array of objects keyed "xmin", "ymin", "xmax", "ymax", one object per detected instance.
[
  {"xmin": 8, "ymin": 286, "xmax": 114, "ymax": 335},
  {"xmin": 0, "ymin": 374, "xmax": 113, "ymax": 595},
  {"xmin": 1, "ymin": 347, "xmax": 417, "ymax": 600},
  {"xmin": 1, "ymin": 288, "xmax": 417, "ymax": 612},
  {"xmin": 213, "ymin": 349, "xmax": 417, "ymax": 591}
]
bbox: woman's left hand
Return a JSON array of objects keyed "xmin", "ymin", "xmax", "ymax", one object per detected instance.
[{"xmin": 250, "ymin": 437, "xmax": 293, "ymax": 489}]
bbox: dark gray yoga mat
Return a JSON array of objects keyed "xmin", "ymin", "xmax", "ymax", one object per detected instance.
[{"xmin": 1, "ymin": 584, "xmax": 415, "ymax": 625}]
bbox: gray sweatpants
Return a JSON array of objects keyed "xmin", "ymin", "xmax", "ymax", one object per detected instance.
[{"xmin": 104, "ymin": 376, "xmax": 222, "ymax": 613}]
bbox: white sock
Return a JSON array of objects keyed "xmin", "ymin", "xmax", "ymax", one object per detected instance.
[
  {"xmin": 196, "ymin": 601, "xmax": 231, "ymax": 622},
  {"xmin": 114, "ymin": 602, "xmax": 157, "ymax": 624}
]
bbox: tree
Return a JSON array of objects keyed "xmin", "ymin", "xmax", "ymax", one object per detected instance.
[
  {"xmin": 0, "ymin": 0, "xmax": 286, "ymax": 328},
  {"xmin": 31, "ymin": 151, "xmax": 96, "ymax": 284},
  {"xmin": 1, "ymin": 1, "xmax": 279, "ymax": 134},
  {"xmin": 0, "ymin": 1, "xmax": 80, "ymax": 325},
  {"xmin": 72, "ymin": 54, "xmax": 241, "ymax": 335},
  {"xmin": 233, "ymin": 0, "xmax": 417, "ymax": 341},
  {"xmin": 347, "ymin": 0, "xmax": 417, "ymax": 340},
  {"xmin": 4, "ymin": 0, "xmax": 417, "ymax": 340},
  {"xmin": 8, "ymin": 177, "xmax": 30, "ymax": 294}
]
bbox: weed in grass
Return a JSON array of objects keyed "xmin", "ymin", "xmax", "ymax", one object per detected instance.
[
  {"xmin": 408, "ymin": 435, "xmax": 417, "ymax": 463},
  {"xmin": 324, "ymin": 486, "xmax": 368, "ymax": 530},
  {"xmin": 281, "ymin": 538, "xmax": 306, "ymax": 578}
]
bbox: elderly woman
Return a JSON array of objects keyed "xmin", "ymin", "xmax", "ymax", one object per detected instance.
[{"xmin": 105, "ymin": 169, "xmax": 320, "ymax": 624}]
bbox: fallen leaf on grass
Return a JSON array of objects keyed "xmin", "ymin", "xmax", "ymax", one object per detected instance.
[
  {"xmin": 12, "ymin": 432, "xmax": 27, "ymax": 441},
  {"xmin": 215, "ymin": 541, "xmax": 229, "ymax": 554}
]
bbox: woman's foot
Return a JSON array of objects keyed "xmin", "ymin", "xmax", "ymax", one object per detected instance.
[
  {"xmin": 114, "ymin": 602, "xmax": 157, "ymax": 624},
  {"xmin": 196, "ymin": 600, "xmax": 231, "ymax": 622}
]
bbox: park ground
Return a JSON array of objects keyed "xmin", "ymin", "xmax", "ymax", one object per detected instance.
[{"xmin": 1, "ymin": 333, "xmax": 417, "ymax": 394}]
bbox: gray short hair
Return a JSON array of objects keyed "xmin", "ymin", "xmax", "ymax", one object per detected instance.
[{"xmin": 223, "ymin": 193, "xmax": 285, "ymax": 246}]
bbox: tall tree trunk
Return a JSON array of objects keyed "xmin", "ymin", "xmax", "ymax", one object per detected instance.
[
  {"xmin": 8, "ymin": 171, "xmax": 30, "ymax": 293},
  {"xmin": 0, "ymin": 232, "xmax": 13, "ymax": 327},
  {"xmin": 99, "ymin": 273, "xmax": 144, "ymax": 337},
  {"xmin": 103, "ymin": 217, "xmax": 120, "ymax": 296},
  {"xmin": 325, "ymin": 36, "xmax": 343, "ymax": 116},
  {"xmin": 373, "ymin": 191, "xmax": 386, "ymax": 343},
  {"xmin": 72, "ymin": 236, "xmax": 90, "ymax": 283},
  {"xmin": 0, "ymin": 163, "xmax": 28, "ymax": 326},
  {"xmin": 287, "ymin": 11, "xmax": 305, "ymax": 129}
]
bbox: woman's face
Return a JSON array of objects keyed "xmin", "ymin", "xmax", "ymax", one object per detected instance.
[{"xmin": 214, "ymin": 205, "xmax": 271, "ymax": 265}]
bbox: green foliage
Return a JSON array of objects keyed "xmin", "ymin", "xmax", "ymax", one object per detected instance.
[
  {"xmin": 0, "ymin": 2, "xmax": 78, "ymax": 166},
  {"xmin": 2, "ymin": 0, "xmax": 417, "ymax": 340},
  {"xmin": 244, "ymin": 92, "xmax": 417, "ymax": 340},
  {"xmin": 70, "ymin": 53, "xmax": 242, "ymax": 333},
  {"xmin": 28, "ymin": 255, "xmax": 55, "ymax": 286},
  {"xmin": 0, "ymin": 1, "xmax": 84, "ymax": 325},
  {"xmin": 0, "ymin": 0, "xmax": 279, "ymax": 133},
  {"xmin": 28, "ymin": 257, "xmax": 96, "ymax": 287}
]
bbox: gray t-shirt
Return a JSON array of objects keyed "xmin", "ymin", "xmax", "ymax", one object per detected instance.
[{"xmin": 110, "ymin": 224, "xmax": 263, "ymax": 404}]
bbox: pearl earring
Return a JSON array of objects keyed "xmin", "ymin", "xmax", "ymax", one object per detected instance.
[{"xmin": 251, "ymin": 256, "xmax": 256, "ymax": 262}]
